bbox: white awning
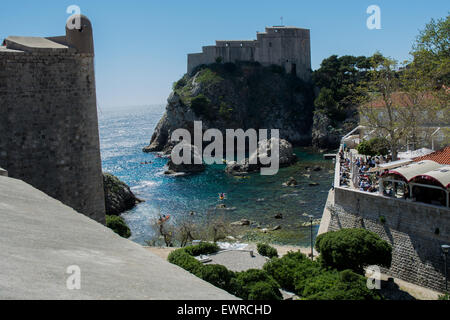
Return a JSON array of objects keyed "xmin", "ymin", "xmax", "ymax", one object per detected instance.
[
  {"xmin": 385, "ymin": 160, "xmax": 442, "ymax": 181},
  {"xmin": 410, "ymin": 165, "xmax": 450, "ymax": 189},
  {"xmin": 369, "ymin": 159, "xmax": 414, "ymax": 172}
]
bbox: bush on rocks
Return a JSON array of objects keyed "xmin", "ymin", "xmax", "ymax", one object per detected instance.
[{"xmin": 257, "ymin": 243, "xmax": 279, "ymax": 259}]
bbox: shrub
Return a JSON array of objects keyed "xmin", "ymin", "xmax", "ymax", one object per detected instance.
[
  {"xmin": 196, "ymin": 69, "xmax": 223, "ymax": 86},
  {"xmin": 263, "ymin": 251, "xmax": 317, "ymax": 292},
  {"xmin": 190, "ymin": 94, "xmax": 211, "ymax": 116},
  {"xmin": 302, "ymin": 269, "xmax": 381, "ymax": 300},
  {"xmin": 232, "ymin": 269, "xmax": 282, "ymax": 300},
  {"xmin": 167, "ymin": 248, "xmax": 203, "ymax": 275},
  {"xmin": 172, "ymin": 77, "xmax": 187, "ymax": 91},
  {"xmin": 438, "ymin": 293, "xmax": 449, "ymax": 300},
  {"xmin": 198, "ymin": 264, "xmax": 235, "ymax": 292},
  {"xmin": 184, "ymin": 242, "xmax": 220, "ymax": 256},
  {"xmin": 315, "ymin": 229, "xmax": 392, "ymax": 274},
  {"xmin": 292, "ymin": 258, "xmax": 324, "ymax": 295},
  {"xmin": 168, "ymin": 246, "xmax": 281, "ymax": 300},
  {"xmin": 106, "ymin": 215, "xmax": 131, "ymax": 238},
  {"xmin": 257, "ymin": 243, "xmax": 278, "ymax": 259}
]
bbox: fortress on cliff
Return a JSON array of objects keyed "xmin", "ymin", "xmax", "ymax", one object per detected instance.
[
  {"xmin": 0, "ymin": 15, "xmax": 105, "ymax": 224},
  {"xmin": 188, "ymin": 26, "xmax": 311, "ymax": 82}
]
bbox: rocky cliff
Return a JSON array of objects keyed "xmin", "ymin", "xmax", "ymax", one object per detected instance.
[
  {"xmin": 144, "ymin": 62, "xmax": 315, "ymax": 153},
  {"xmin": 103, "ymin": 173, "xmax": 142, "ymax": 215}
]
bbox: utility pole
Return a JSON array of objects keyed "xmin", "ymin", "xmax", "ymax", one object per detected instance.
[{"xmin": 309, "ymin": 215, "xmax": 314, "ymax": 260}]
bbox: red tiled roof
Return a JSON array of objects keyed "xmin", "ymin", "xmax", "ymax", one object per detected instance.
[
  {"xmin": 365, "ymin": 92, "xmax": 439, "ymax": 108},
  {"xmin": 413, "ymin": 146, "xmax": 450, "ymax": 165}
]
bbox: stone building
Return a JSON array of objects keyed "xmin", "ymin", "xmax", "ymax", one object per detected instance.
[
  {"xmin": 188, "ymin": 26, "xmax": 311, "ymax": 82},
  {"xmin": 0, "ymin": 15, "xmax": 105, "ymax": 224}
]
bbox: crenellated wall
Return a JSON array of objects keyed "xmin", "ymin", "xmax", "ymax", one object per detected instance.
[{"xmin": 187, "ymin": 26, "xmax": 311, "ymax": 82}]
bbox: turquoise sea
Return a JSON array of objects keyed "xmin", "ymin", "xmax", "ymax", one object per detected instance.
[{"xmin": 98, "ymin": 105, "xmax": 334, "ymax": 246}]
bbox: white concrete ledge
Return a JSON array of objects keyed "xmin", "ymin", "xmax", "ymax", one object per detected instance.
[{"xmin": 0, "ymin": 176, "xmax": 237, "ymax": 300}]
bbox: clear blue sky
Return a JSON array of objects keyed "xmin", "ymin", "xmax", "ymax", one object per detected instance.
[{"xmin": 0, "ymin": 1, "xmax": 448, "ymax": 108}]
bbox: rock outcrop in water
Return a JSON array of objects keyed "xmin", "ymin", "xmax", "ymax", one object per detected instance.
[
  {"xmin": 143, "ymin": 62, "xmax": 315, "ymax": 153},
  {"xmin": 164, "ymin": 141, "xmax": 205, "ymax": 174},
  {"xmin": 225, "ymin": 138, "xmax": 297, "ymax": 176},
  {"xmin": 103, "ymin": 173, "xmax": 142, "ymax": 215}
]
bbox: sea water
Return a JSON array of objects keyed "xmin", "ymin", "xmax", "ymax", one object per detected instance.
[{"xmin": 98, "ymin": 105, "xmax": 334, "ymax": 246}]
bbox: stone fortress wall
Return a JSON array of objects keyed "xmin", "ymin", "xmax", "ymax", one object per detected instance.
[
  {"xmin": 188, "ymin": 26, "xmax": 311, "ymax": 82},
  {"xmin": 319, "ymin": 154, "xmax": 450, "ymax": 293},
  {"xmin": 0, "ymin": 15, "xmax": 105, "ymax": 224}
]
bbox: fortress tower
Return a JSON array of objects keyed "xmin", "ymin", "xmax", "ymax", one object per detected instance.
[
  {"xmin": 0, "ymin": 15, "xmax": 105, "ymax": 224},
  {"xmin": 187, "ymin": 26, "xmax": 311, "ymax": 82}
]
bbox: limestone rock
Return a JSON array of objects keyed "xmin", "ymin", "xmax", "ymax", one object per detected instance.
[
  {"xmin": 103, "ymin": 173, "xmax": 142, "ymax": 216},
  {"xmin": 231, "ymin": 219, "xmax": 251, "ymax": 226},
  {"xmin": 283, "ymin": 177, "xmax": 298, "ymax": 187},
  {"xmin": 225, "ymin": 138, "xmax": 297, "ymax": 175},
  {"xmin": 143, "ymin": 63, "xmax": 315, "ymax": 153},
  {"xmin": 165, "ymin": 141, "xmax": 205, "ymax": 174}
]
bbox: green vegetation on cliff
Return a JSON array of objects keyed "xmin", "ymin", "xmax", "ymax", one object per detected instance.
[{"xmin": 154, "ymin": 61, "xmax": 315, "ymax": 148}]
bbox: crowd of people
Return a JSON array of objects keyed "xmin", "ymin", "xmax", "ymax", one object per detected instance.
[{"xmin": 338, "ymin": 149, "xmax": 391, "ymax": 193}]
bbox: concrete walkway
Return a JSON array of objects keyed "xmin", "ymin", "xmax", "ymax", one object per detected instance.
[{"xmin": 0, "ymin": 176, "xmax": 237, "ymax": 300}]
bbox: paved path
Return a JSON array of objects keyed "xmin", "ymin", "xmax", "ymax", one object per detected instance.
[{"xmin": 0, "ymin": 176, "xmax": 237, "ymax": 300}]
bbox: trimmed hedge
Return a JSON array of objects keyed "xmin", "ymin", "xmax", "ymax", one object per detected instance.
[
  {"xmin": 232, "ymin": 269, "xmax": 282, "ymax": 300},
  {"xmin": 263, "ymin": 250, "xmax": 383, "ymax": 300},
  {"xmin": 198, "ymin": 264, "xmax": 236, "ymax": 292},
  {"xmin": 257, "ymin": 243, "xmax": 278, "ymax": 259},
  {"xmin": 167, "ymin": 248, "xmax": 203, "ymax": 275},
  {"xmin": 167, "ymin": 243, "xmax": 281, "ymax": 300},
  {"xmin": 315, "ymin": 229, "xmax": 392, "ymax": 274},
  {"xmin": 184, "ymin": 242, "xmax": 220, "ymax": 256},
  {"xmin": 302, "ymin": 269, "xmax": 382, "ymax": 300},
  {"xmin": 263, "ymin": 251, "xmax": 314, "ymax": 292}
]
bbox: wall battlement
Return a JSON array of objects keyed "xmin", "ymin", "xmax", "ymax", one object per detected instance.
[
  {"xmin": 187, "ymin": 26, "xmax": 311, "ymax": 82},
  {"xmin": 0, "ymin": 15, "xmax": 105, "ymax": 224}
]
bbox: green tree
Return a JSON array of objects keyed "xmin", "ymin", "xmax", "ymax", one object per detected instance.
[
  {"xmin": 357, "ymin": 55, "xmax": 406, "ymax": 160},
  {"xmin": 315, "ymin": 229, "xmax": 392, "ymax": 274},
  {"xmin": 411, "ymin": 14, "xmax": 450, "ymax": 88},
  {"xmin": 313, "ymin": 55, "xmax": 372, "ymax": 122},
  {"xmin": 356, "ymin": 137, "xmax": 389, "ymax": 156}
]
